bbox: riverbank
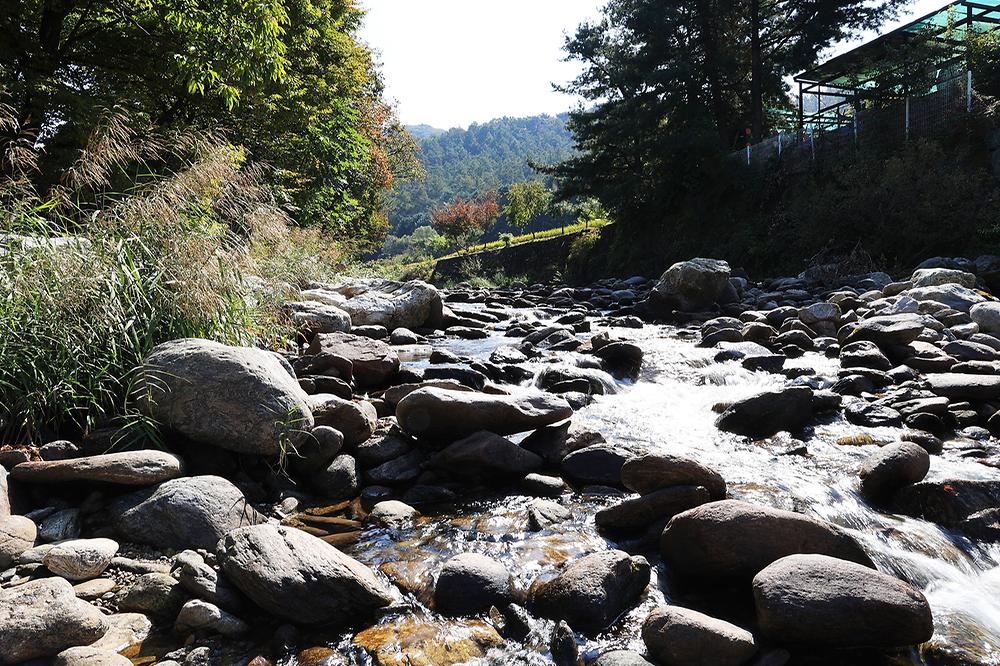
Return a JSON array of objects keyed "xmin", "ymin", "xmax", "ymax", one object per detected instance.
[{"xmin": 3, "ymin": 257, "xmax": 1000, "ymax": 665}]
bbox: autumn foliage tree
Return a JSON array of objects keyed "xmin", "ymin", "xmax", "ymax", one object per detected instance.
[{"xmin": 430, "ymin": 191, "xmax": 500, "ymax": 250}]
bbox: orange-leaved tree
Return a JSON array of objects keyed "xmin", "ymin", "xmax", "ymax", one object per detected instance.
[{"xmin": 430, "ymin": 191, "xmax": 500, "ymax": 252}]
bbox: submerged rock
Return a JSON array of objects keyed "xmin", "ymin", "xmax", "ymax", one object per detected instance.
[
  {"xmin": 753, "ymin": 554, "xmax": 933, "ymax": 647},
  {"xmin": 353, "ymin": 615, "xmax": 503, "ymax": 666}
]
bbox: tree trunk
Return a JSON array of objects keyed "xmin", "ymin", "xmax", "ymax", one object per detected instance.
[{"xmin": 750, "ymin": 0, "xmax": 764, "ymax": 141}]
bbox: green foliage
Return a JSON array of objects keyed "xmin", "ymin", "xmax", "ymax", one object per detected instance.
[
  {"xmin": 504, "ymin": 181, "xmax": 553, "ymax": 233},
  {"xmin": 389, "ymin": 114, "xmax": 574, "ymax": 236},
  {"xmin": 969, "ymin": 27, "xmax": 1000, "ymax": 98},
  {"xmin": 382, "ymin": 225, "xmax": 451, "ymax": 263}
]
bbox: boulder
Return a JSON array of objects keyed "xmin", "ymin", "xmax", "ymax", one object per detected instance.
[
  {"xmin": 396, "ymin": 387, "xmax": 571, "ymax": 440},
  {"xmin": 858, "ymin": 442, "xmax": 929, "ymax": 500},
  {"xmin": 113, "ymin": 475, "xmax": 265, "ymax": 551},
  {"xmin": 753, "ymin": 554, "xmax": 933, "ymax": 646},
  {"xmin": 311, "ymin": 454, "xmax": 359, "ymax": 501},
  {"xmin": 926, "ymin": 373, "xmax": 1000, "ymax": 400},
  {"xmin": 116, "ymin": 572, "xmax": 186, "ymax": 619},
  {"xmin": 620, "ymin": 454, "xmax": 726, "ymax": 499},
  {"xmin": 911, "ymin": 268, "xmax": 976, "ymax": 288},
  {"xmin": 282, "ymin": 300, "xmax": 352, "ymax": 333},
  {"xmin": 38, "ymin": 507, "xmax": 81, "ymax": 542},
  {"xmin": 11, "ymin": 450, "xmax": 184, "ymax": 486},
  {"xmin": 596, "ymin": 485, "xmax": 711, "ymax": 533},
  {"xmin": 217, "ymin": 523, "xmax": 394, "ymax": 625},
  {"xmin": 432, "ymin": 431, "xmax": 543, "ymax": 480},
  {"xmin": 306, "ymin": 332, "xmax": 400, "ymax": 388},
  {"xmin": 971, "ymin": 302, "xmax": 1000, "ymax": 335},
  {"xmin": 715, "ymin": 387, "xmax": 814, "ymax": 439},
  {"xmin": 560, "ymin": 443, "xmax": 632, "ymax": 486},
  {"xmin": 660, "ymin": 500, "xmax": 872, "ymax": 579},
  {"xmin": 902, "ymin": 284, "xmax": 986, "ymax": 312},
  {"xmin": 0, "ymin": 515, "xmax": 36, "ymax": 568},
  {"xmin": 651, "ymin": 258, "xmax": 732, "ymax": 311},
  {"xmin": 319, "ymin": 279, "xmax": 443, "ymax": 331},
  {"xmin": 368, "ymin": 500, "xmax": 419, "ymax": 528},
  {"xmin": 432, "ymin": 552, "xmax": 514, "ymax": 616},
  {"xmin": 308, "ymin": 394, "xmax": 378, "ymax": 445},
  {"xmin": 54, "ymin": 647, "xmax": 133, "ymax": 666},
  {"xmin": 642, "ymin": 606, "xmax": 757, "ymax": 666},
  {"xmin": 890, "ymin": 479, "xmax": 1000, "ymax": 527},
  {"xmin": 843, "ymin": 314, "xmax": 924, "ymax": 346},
  {"xmin": 0, "ymin": 578, "xmax": 109, "ymax": 663},
  {"xmin": 43, "ymin": 538, "xmax": 119, "ymax": 581},
  {"xmin": 289, "ymin": 425, "xmax": 344, "ymax": 475},
  {"xmin": 530, "ymin": 550, "xmax": 651, "ymax": 633},
  {"xmin": 172, "ymin": 550, "xmax": 245, "ymax": 613},
  {"xmin": 140, "ymin": 339, "xmax": 313, "ymax": 456},
  {"xmin": 175, "ymin": 599, "xmax": 249, "ymax": 637}
]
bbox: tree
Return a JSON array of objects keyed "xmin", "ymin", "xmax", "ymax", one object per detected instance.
[
  {"xmin": 0, "ymin": 0, "xmax": 419, "ymax": 252},
  {"xmin": 504, "ymin": 180, "xmax": 552, "ymax": 238},
  {"xmin": 431, "ymin": 191, "xmax": 500, "ymax": 250}
]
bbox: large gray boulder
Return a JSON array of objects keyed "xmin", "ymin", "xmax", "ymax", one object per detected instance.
[
  {"xmin": 0, "ymin": 515, "xmax": 36, "ymax": 568},
  {"xmin": 753, "ymin": 554, "xmax": 933, "ymax": 646},
  {"xmin": 971, "ymin": 302, "xmax": 1000, "ymax": 335},
  {"xmin": 308, "ymin": 279, "xmax": 443, "ymax": 331},
  {"xmin": 432, "ymin": 552, "xmax": 514, "ymax": 616},
  {"xmin": 396, "ymin": 387, "xmax": 572, "ymax": 440},
  {"xmin": 843, "ymin": 314, "xmax": 924, "ymax": 346},
  {"xmin": 651, "ymin": 258, "xmax": 732, "ymax": 312},
  {"xmin": 306, "ymin": 332, "xmax": 400, "ymax": 388},
  {"xmin": 642, "ymin": 606, "xmax": 757, "ymax": 666},
  {"xmin": 0, "ymin": 578, "xmax": 109, "ymax": 663},
  {"xmin": 660, "ymin": 500, "xmax": 872, "ymax": 579},
  {"xmin": 432, "ymin": 431, "xmax": 543, "ymax": 480},
  {"xmin": 140, "ymin": 339, "xmax": 313, "ymax": 456},
  {"xmin": 715, "ymin": 387, "xmax": 814, "ymax": 439},
  {"xmin": 902, "ymin": 284, "xmax": 986, "ymax": 312},
  {"xmin": 11, "ymin": 450, "xmax": 184, "ymax": 486},
  {"xmin": 530, "ymin": 550, "xmax": 651, "ymax": 633},
  {"xmin": 911, "ymin": 267, "xmax": 976, "ymax": 288},
  {"xmin": 217, "ymin": 524, "xmax": 394, "ymax": 625},
  {"xmin": 926, "ymin": 373, "xmax": 1000, "ymax": 400},
  {"xmin": 113, "ymin": 475, "xmax": 265, "ymax": 551},
  {"xmin": 282, "ymin": 300, "xmax": 352, "ymax": 333}
]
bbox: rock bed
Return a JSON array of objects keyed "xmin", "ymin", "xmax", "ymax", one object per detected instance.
[{"xmin": 3, "ymin": 263, "xmax": 1000, "ymax": 665}]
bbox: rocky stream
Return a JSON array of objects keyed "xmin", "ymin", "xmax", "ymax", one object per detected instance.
[{"xmin": 5, "ymin": 257, "xmax": 1000, "ymax": 666}]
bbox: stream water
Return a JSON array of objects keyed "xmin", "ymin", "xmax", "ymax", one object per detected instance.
[{"xmin": 308, "ymin": 306, "xmax": 1000, "ymax": 666}]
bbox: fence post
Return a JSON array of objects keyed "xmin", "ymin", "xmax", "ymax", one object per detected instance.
[
  {"xmin": 905, "ymin": 95, "xmax": 910, "ymax": 142},
  {"xmin": 810, "ymin": 129, "xmax": 815, "ymax": 161},
  {"xmin": 777, "ymin": 132, "xmax": 783, "ymax": 158},
  {"xmin": 968, "ymin": 69, "xmax": 974, "ymax": 112}
]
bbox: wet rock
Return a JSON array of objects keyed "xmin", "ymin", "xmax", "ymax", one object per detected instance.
[
  {"xmin": 620, "ymin": 453, "xmax": 726, "ymax": 499},
  {"xmin": 217, "ymin": 524, "xmax": 394, "ymax": 625},
  {"xmin": 308, "ymin": 395, "xmax": 378, "ymax": 446},
  {"xmin": 175, "ymin": 599, "xmax": 249, "ymax": 637},
  {"xmin": 859, "ymin": 442, "xmax": 930, "ymax": 500},
  {"xmin": 521, "ymin": 421, "xmax": 606, "ymax": 465},
  {"xmin": 596, "ymin": 485, "xmax": 711, "ymax": 533},
  {"xmin": 641, "ymin": 605, "xmax": 757, "ymax": 666},
  {"xmin": 753, "ymin": 554, "xmax": 933, "ymax": 647},
  {"xmin": 715, "ymin": 387, "xmax": 814, "ymax": 439},
  {"xmin": 296, "ymin": 647, "xmax": 349, "ymax": 666},
  {"xmin": 530, "ymin": 550, "xmax": 651, "ymax": 633},
  {"xmin": 282, "ymin": 300, "xmax": 351, "ymax": 334},
  {"xmin": 43, "ymin": 537, "xmax": 118, "ymax": 581},
  {"xmin": 54, "ymin": 647, "xmax": 132, "ymax": 666},
  {"xmin": 310, "ymin": 454, "xmax": 359, "ymax": 501},
  {"xmin": 172, "ymin": 550, "xmax": 245, "ymax": 613},
  {"xmin": 396, "ymin": 387, "xmax": 572, "ymax": 440},
  {"xmin": 550, "ymin": 620, "xmax": 578, "ymax": 666},
  {"xmin": 890, "ymin": 479, "xmax": 1000, "ymax": 527},
  {"xmin": 0, "ymin": 515, "xmax": 36, "ymax": 568},
  {"xmin": 591, "ymin": 650, "xmax": 656, "ymax": 666},
  {"xmin": 528, "ymin": 499, "xmax": 572, "ymax": 530},
  {"xmin": 117, "ymin": 572, "xmax": 187, "ymax": 619},
  {"xmin": 306, "ymin": 332, "xmax": 400, "ymax": 388},
  {"xmin": 660, "ymin": 500, "xmax": 872, "ymax": 579},
  {"xmin": 522, "ymin": 473, "xmax": 567, "ymax": 498},
  {"xmin": 432, "ymin": 431, "xmax": 542, "ymax": 480},
  {"xmin": 368, "ymin": 500, "xmax": 419, "ymax": 528},
  {"xmin": 650, "ymin": 258, "xmax": 732, "ymax": 312},
  {"xmin": 289, "ymin": 426, "xmax": 344, "ymax": 475},
  {"xmin": 11, "ymin": 450, "xmax": 184, "ymax": 486},
  {"xmin": 353, "ymin": 616, "xmax": 503, "ymax": 666},
  {"xmin": 366, "ymin": 450, "xmax": 426, "ymax": 486},
  {"xmin": 0, "ymin": 578, "xmax": 108, "ymax": 663},
  {"xmin": 113, "ymin": 475, "xmax": 265, "ymax": 551},
  {"xmin": 538, "ymin": 365, "xmax": 617, "ymax": 395},
  {"xmin": 432, "ymin": 552, "xmax": 514, "ymax": 616},
  {"xmin": 595, "ymin": 341, "xmax": 644, "ymax": 379},
  {"xmin": 560, "ymin": 443, "xmax": 632, "ymax": 486},
  {"xmin": 140, "ymin": 339, "xmax": 313, "ymax": 456}
]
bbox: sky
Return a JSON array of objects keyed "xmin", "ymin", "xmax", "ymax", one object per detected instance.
[{"xmin": 361, "ymin": 0, "xmax": 950, "ymax": 130}]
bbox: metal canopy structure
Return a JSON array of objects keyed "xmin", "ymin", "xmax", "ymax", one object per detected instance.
[{"xmin": 794, "ymin": 0, "xmax": 1000, "ymax": 134}]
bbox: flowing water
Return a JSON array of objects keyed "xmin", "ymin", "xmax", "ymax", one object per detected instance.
[{"xmin": 307, "ymin": 306, "xmax": 1000, "ymax": 666}]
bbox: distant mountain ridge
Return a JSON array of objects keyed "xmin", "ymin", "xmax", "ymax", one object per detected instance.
[{"xmin": 389, "ymin": 113, "xmax": 574, "ymax": 236}]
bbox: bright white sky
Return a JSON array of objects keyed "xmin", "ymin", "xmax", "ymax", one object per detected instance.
[{"xmin": 361, "ymin": 0, "xmax": 949, "ymax": 130}]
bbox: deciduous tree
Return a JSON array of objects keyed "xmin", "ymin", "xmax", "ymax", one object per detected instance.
[{"xmin": 504, "ymin": 180, "xmax": 552, "ymax": 238}]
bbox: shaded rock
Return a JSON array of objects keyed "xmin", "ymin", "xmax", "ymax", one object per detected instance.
[
  {"xmin": 859, "ymin": 442, "xmax": 929, "ymax": 500},
  {"xmin": 217, "ymin": 523, "xmax": 394, "ymax": 626},
  {"xmin": 595, "ymin": 341, "xmax": 644, "ymax": 379},
  {"xmin": 432, "ymin": 552, "xmax": 513, "ymax": 616},
  {"xmin": 642, "ymin": 605, "xmax": 757, "ymax": 666},
  {"xmin": 840, "ymin": 340, "xmax": 892, "ymax": 371},
  {"xmin": 844, "ymin": 401, "xmax": 902, "ymax": 428},
  {"xmin": 365, "ymin": 450, "xmax": 426, "ymax": 486},
  {"xmin": 117, "ymin": 572, "xmax": 186, "ymax": 619},
  {"xmin": 310, "ymin": 454, "xmax": 359, "ymax": 501},
  {"xmin": 596, "ymin": 485, "xmax": 711, "ymax": 533},
  {"xmin": 530, "ymin": 550, "xmax": 651, "ymax": 633},
  {"xmin": 753, "ymin": 554, "xmax": 933, "ymax": 647},
  {"xmin": 396, "ymin": 387, "xmax": 571, "ymax": 440},
  {"xmin": 308, "ymin": 395, "xmax": 378, "ymax": 446},
  {"xmin": 140, "ymin": 339, "xmax": 313, "ymax": 456},
  {"xmin": 307, "ymin": 332, "xmax": 400, "ymax": 388},
  {"xmin": 172, "ymin": 550, "xmax": 245, "ymax": 613},
  {"xmin": 550, "ymin": 620, "xmax": 578, "ymax": 666},
  {"xmin": 0, "ymin": 515, "xmax": 36, "ymax": 568},
  {"xmin": 890, "ymin": 479, "xmax": 1000, "ymax": 527},
  {"xmin": 660, "ymin": 500, "xmax": 872, "ymax": 579},
  {"xmin": 521, "ymin": 421, "xmax": 605, "ymax": 465},
  {"xmin": 0, "ymin": 578, "xmax": 108, "ymax": 663},
  {"xmin": 715, "ymin": 387, "xmax": 814, "ymax": 439},
  {"xmin": 289, "ymin": 426, "xmax": 344, "ymax": 475},
  {"xmin": 432, "ymin": 431, "xmax": 542, "ymax": 480},
  {"xmin": 621, "ymin": 453, "xmax": 726, "ymax": 499},
  {"xmin": 12, "ymin": 450, "xmax": 184, "ymax": 486},
  {"xmin": 560, "ymin": 443, "xmax": 632, "ymax": 486},
  {"xmin": 43, "ymin": 537, "xmax": 119, "ymax": 581},
  {"xmin": 175, "ymin": 599, "xmax": 249, "ymax": 637},
  {"xmin": 113, "ymin": 475, "xmax": 265, "ymax": 551},
  {"xmin": 38, "ymin": 507, "xmax": 81, "ymax": 542}
]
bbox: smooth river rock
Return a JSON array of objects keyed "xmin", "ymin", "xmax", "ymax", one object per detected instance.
[
  {"xmin": 858, "ymin": 441, "xmax": 929, "ymax": 500},
  {"xmin": 396, "ymin": 387, "xmax": 572, "ymax": 440},
  {"xmin": 217, "ymin": 523, "xmax": 394, "ymax": 626},
  {"xmin": 753, "ymin": 554, "xmax": 934, "ymax": 646},
  {"xmin": 0, "ymin": 514, "xmax": 36, "ymax": 568},
  {"xmin": 715, "ymin": 387, "xmax": 814, "ymax": 439},
  {"xmin": 621, "ymin": 453, "xmax": 726, "ymax": 499},
  {"xmin": 642, "ymin": 606, "xmax": 757, "ymax": 666},
  {"xmin": 660, "ymin": 500, "xmax": 872, "ymax": 579},
  {"xmin": 432, "ymin": 552, "xmax": 514, "ymax": 616},
  {"xmin": 140, "ymin": 338, "xmax": 313, "ymax": 456},
  {"xmin": 43, "ymin": 537, "xmax": 119, "ymax": 581},
  {"xmin": 11, "ymin": 450, "xmax": 184, "ymax": 486},
  {"xmin": 307, "ymin": 332, "xmax": 400, "ymax": 388},
  {"xmin": 432, "ymin": 431, "xmax": 543, "ymax": 480}
]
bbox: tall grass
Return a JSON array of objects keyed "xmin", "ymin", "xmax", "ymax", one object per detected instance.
[{"xmin": 0, "ymin": 107, "xmax": 343, "ymax": 445}]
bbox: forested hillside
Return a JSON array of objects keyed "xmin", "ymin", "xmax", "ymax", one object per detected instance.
[{"xmin": 389, "ymin": 114, "xmax": 574, "ymax": 236}]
